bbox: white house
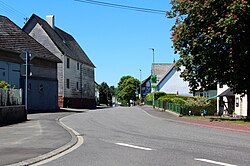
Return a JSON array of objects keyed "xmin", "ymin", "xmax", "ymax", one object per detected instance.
[
  {"xmin": 217, "ymin": 84, "xmax": 247, "ymax": 116},
  {"xmin": 156, "ymin": 63, "xmax": 192, "ymax": 96}
]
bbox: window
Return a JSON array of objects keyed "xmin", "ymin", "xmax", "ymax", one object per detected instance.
[
  {"xmin": 66, "ymin": 79, "xmax": 70, "ymax": 89},
  {"xmin": 67, "ymin": 58, "xmax": 70, "ymax": 68},
  {"xmin": 76, "ymin": 82, "xmax": 79, "ymax": 90},
  {"xmin": 77, "ymin": 62, "xmax": 79, "ymax": 70}
]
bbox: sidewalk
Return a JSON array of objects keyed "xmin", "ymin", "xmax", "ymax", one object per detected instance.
[
  {"xmin": 140, "ymin": 106, "xmax": 250, "ymax": 134},
  {"xmin": 0, "ymin": 111, "xmax": 77, "ymax": 166}
]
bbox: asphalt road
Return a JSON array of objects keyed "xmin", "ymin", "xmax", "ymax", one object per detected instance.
[{"xmin": 43, "ymin": 106, "xmax": 250, "ymax": 166}]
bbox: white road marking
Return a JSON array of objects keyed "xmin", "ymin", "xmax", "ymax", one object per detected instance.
[
  {"xmin": 194, "ymin": 158, "xmax": 237, "ymax": 166},
  {"xmin": 115, "ymin": 143, "xmax": 154, "ymax": 151}
]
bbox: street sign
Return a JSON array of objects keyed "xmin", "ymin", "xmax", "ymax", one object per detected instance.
[
  {"xmin": 19, "ymin": 51, "xmax": 35, "ymax": 62},
  {"xmin": 151, "ymin": 74, "xmax": 157, "ymax": 83},
  {"xmin": 151, "ymin": 85, "xmax": 157, "ymax": 89},
  {"xmin": 20, "ymin": 64, "xmax": 32, "ymax": 76}
]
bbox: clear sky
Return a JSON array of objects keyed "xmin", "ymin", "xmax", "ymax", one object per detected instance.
[{"xmin": 0, "ymin": 0, "xmax": 177, "ymax": 87}]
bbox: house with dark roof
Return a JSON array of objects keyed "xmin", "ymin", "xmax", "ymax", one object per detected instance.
[
  {"xmin": 0, "ymin": 15, "xmax": 61, "ymax": 112},
  {"xmin": 141, "ymin": 76, "xmax": 151, "ymax": 99},
  {"xmin": 23, "ymin": 14, "xmax": 96, "ymax": 108}
]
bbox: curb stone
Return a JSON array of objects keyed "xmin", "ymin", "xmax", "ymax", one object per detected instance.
[{"xmin": 7, "ymin": 116, "xmax": 78, "ymax": 166}]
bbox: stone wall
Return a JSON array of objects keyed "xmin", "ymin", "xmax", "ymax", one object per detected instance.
[{"xmin": 0, "ymin": 106, "xmax": 26, "ymax": 126}]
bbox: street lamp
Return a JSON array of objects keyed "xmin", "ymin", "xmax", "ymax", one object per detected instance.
[
  {"xmin": 149, "ymin": 48, "xmax": 155, "ymax": 64},
  {"xmin": 149, "ymin": 48, "xmax": 155, "ymax": 108},
  {"xmin": 139, "ymin": 69, "xmax": 142, "ymax": 105}
]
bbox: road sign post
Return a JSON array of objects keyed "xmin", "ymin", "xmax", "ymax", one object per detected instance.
[{"xmin": 20, "ymin": 51, "xmax": 33, "ymax": 112}]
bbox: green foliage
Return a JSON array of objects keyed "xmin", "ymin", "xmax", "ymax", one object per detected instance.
[
  {"xmin": 184, "ymin": 97, "xmax": 216, "ymax": 116},
  {"xmin": 146, "ymin": 91, "xmax": 217, "ymax": 115},
  {"xmin": 98, "ymin": 82, "xmax": 111, "ymax": 106},
  {"xmin": 151, "ymin": 74, "xmax": 157, "ymax": 83},
  {"xmin": 171, "ymin": 98, "xmax": 187, "ymax": 105},
  {"xmin": 117, "ymin": 76, "xmax": 140, "ymax": 104},
  {"xmin": 0, "ymin": 81, "xmax": 10, "ymax": 88},
  {"xmin": 145, "ymin": 92, "xmax": 167, "ymax": 101},
  {"xmin": 186, "ymin": 96, "xmax": 211, "ymax": 108},
  {"xmin": 167, "ymin": 0, "xmax": 250, "ymax": 95}
]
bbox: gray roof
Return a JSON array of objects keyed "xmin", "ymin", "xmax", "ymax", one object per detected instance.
[
  {"xmin": 0, "ymin": 15, "xmax": 61, "ymax": 63},
  {"xmin": 152, "ymin": 63, "xmax": 173, "ymax": 83},
  {"xmin": 218, "ymin": 88, "xmax": 235, "ymax": 97},
  {"xmin": 23, "ymin": 14, "xmax": 95, "ymax": 67},
  {"xmin": 156, "ymin": 62, "xmax": 177, "ymax": 86}
]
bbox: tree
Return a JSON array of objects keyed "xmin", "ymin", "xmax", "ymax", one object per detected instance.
[
  {"xmin": 117, "ymin": 76, "xmax": 140, "ymax": 106},
  {"xmin": 109, "ymin": 86, "xmax": 117, "ymax": 97},
  {"xmin": 167, "ymin": 0, "xmax": 250, "ymax": 118},
  {"xmin": 98, "ymin": 82, "xmax": 111, "ymax": 106}
]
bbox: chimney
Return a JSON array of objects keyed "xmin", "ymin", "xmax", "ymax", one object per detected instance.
[{"xmin": 46, "ymin": 15, "xmax": 55, "ymax": 29}]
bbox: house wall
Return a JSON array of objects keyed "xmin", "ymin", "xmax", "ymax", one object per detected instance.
[
  {"xmin": 25, "ymin": 23, "xmax": 64, "ymax": 97},
  {"xmin": 82, "ymin": 64, "xmax": 95, "ymax": 99},
  {"xmin": 235, "ymin": 94, "xmax": 248, "ymax": 116},
  {"xmin": 64, "ymin": 56, "xmax": 81, "ymax": 98},
  {"xmin": 64, "ymin": 57, "xmax": 95, "ymax": 99},
  {"xmin": 195, "ymin": 90, "xmax": 217, "ymax": 98},
  {"xmin": 20, "ymin": 77, "xmax": 58, "ymax": 112},
  {"xmin": 24, "ymin": 19, "xmax": 95, "ymax": 108},
  {"xmin": 31, "ymin": 58, "xmax": 57, "ymax": 79},
  {"xmin": 63, "ymin": 58, "xmax": 95, "ymax": 108},
  {"xmin": 19, "ymin": 57, "xmax": 59, "ymax": 112},
  {"xmin": 217, "ymin": 84, "xmax": 247, "ymax": 116},
  {"xmin": 0, "ymin": 60, "xmax": 20, "ymax": 88},
  {"xmin": 157, "ymin": 68, "xmax": 192, "ymax": 96}
]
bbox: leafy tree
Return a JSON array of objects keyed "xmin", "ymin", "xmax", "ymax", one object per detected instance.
[
  {"xmin": 117, "ymin": 76, "xmax": 140, "ymax": 105},
  {"xmin": 109, "ymin": 86, "xmax": 117, "ymax": 97},
  {"xmin": 98, "ymin": 82, "xmax": 111, "ymax": 106},
  {"xmin": 167, "ymin": 0, "xmax": 250, "ymax": 118}
]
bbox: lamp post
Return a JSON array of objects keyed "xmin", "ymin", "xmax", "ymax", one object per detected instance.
[
  {"xmin": 139, "ymin": 69, "xmax": 142, "ymax": 105},
  {"xmin": 149, "ymin": 48, "xmax": 155, "ymax": 108}
]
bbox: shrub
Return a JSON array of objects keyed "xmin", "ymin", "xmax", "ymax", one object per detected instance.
[
  {"xmin": 0, "ymin": 81, "xmax": 10, "ymax": 88},
  {"xmin": 171, "ymin": 97, "xmax": 187, "ymax": 105},
  {"xmin": 184, "ymin": 97, "xmax": 217, "ymax": 116},
  {"xmin": 145, "ymin": 92, "xmax": 167, "ymax": 101}
]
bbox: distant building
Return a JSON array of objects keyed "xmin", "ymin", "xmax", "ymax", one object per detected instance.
[
  {"xmin": 23, "ymin": 14, "xmax": 96, "ymax": 108},
  {"xmin": 141, "ymin": 76, "xmax": 151, "ymax": 99}
]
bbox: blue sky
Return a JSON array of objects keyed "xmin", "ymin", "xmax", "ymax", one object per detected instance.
[{"xmin": 0, "ymin": 0, "xmax": 177, "ymax": 87}]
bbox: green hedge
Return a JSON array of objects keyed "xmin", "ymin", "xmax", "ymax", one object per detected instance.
[
  {"xmin": 145, "ymin": 92, "xmax": 168, "ymax": 101},
  {"xmin": 182, "ymin": 98, "xmax": 217, "ymax": 116},
  {"xmin": 145, "ymin": 92, "xmax": 217, "ymax": 116}
]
